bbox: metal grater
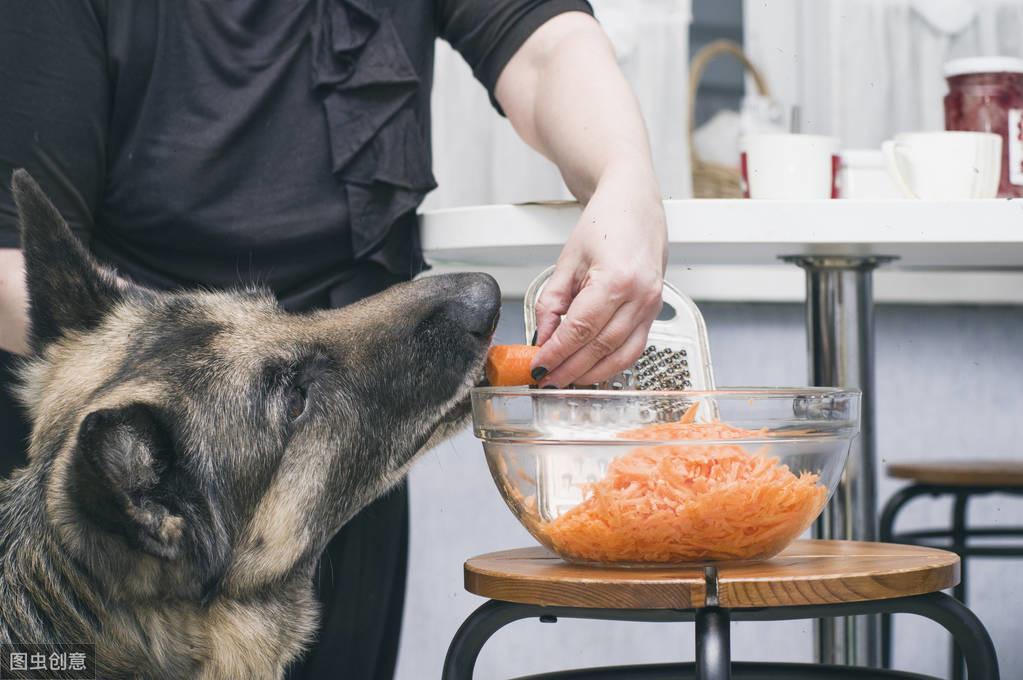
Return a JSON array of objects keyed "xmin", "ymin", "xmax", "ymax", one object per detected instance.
[
  {"xmin": 523, "ymin": 267, "xmax": 719, "ymax": 521},
  {"xmin": 523, "ymin": 266, "xmax": 716, "ymax": 391}
]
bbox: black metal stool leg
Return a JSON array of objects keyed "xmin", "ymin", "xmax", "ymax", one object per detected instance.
[
  {"xmin": 742, "ymin": 593, "xmax": 999, "ymax": 679},
  {"xmin": 442, "ymin": 600, "xmax": 543, "ymax": 680},
  {"xmin": 695, "ymin": 607, "xmax": 731, "ymax": 680},
  {"xmin": 951, "ymin": 493, "xmax": 971, "ymax": 680},
  {"xmin": 880, "ymin": 485, "xmax": 935, "ymax": 542},
  {"xmin": 880, "ymin": 612, "xmax": 892, "ymax": 668},
  {"xmin": 879, "ymin": 484, "xmax": 933, "ymax": 669},
  {"xmin": 896, "ymin": 591, "xmax": 999, "ymax": 680},
  {"xmin": 442, "ymin": 593, "xmax": 998, "ymax": 679}
]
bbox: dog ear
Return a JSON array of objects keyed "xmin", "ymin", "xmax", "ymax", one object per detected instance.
[
  {"xmin": 70, "ymin": 403, "xmax": 187, "ymax": 560},
  {"xmin": 10, "ymin": 169, "xmax": 126, "ymax": 354}
]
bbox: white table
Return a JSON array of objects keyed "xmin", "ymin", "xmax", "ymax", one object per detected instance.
[
  {"xmin": 421, "ymin": 198, "xmax": 1023, "ymax": 268},
  {"xmin": 420, "ymin": 198, "xmax": 1023, "ymax": 668}
]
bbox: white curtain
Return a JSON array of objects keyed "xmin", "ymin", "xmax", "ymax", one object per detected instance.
[
  {"xmin": 744, "ymin": 0, "xmax": 1023, "ymax": 148},
  {"xmin": 424, "ymin": 0, "xmax": 693, "ymax": 211}
]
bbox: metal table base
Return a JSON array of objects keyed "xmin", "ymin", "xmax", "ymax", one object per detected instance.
[{"xmin": 784, "ymin": 255, "xmax": 896, "ymax": 667}]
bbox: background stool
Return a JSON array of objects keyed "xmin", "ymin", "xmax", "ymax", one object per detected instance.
[
  {"xmin": 880, "ymin": 461, "xmax": 1023, "ymax": 680},
  {"xmin": 443, "ymin": 540, "xmax": 998, "ymax": 680}
]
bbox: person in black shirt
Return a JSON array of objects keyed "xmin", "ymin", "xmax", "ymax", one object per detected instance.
[{"xmin": 0, "ymin": 1, "xmax": 668, "ymax": 677}]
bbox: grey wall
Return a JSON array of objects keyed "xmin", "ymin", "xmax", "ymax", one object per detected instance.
[{"xmin": 395, "ymin": 300, "xmax": 1023, "ymax": 679}]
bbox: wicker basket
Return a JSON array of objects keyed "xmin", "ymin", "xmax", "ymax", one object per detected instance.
[{"xmin": 689, "ymin": 40, "xmax": 771, "ymax": 198}]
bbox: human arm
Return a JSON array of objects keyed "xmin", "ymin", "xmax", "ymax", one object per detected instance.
[
  {"xmin": 0, "ymin": 250, "xmax": 28, "ymax": 355},
  {"xmin": 494, "ymin": 12, "xmax": 668, "ymax": 386}
]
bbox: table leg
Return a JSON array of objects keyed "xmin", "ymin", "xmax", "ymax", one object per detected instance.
[{"xmin": 783, "ymin": 255, "xmax": 895, "ymax": 668}]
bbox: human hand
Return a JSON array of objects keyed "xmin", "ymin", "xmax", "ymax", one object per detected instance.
[{"xmin": 530, "ymin": 166, "xmax": 667, "ymax": 387}]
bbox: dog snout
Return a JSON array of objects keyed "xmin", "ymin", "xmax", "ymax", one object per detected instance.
[{"xmin": 432, "ymin": 273, "xmax": 501, "ymax": 338}]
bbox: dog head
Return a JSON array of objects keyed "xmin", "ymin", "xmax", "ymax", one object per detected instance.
[{"xmin": 10, "ymin": 170, "xmax": 499, "ymax": 601}]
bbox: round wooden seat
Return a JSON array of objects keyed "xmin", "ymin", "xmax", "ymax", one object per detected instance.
[
  {"xmin": 464, "ymin": 540, "xmax": 958, "ymax": 610},
  {"xmin": 887, "ymin": 460, "xmax": 1023, "ymax": 487}
]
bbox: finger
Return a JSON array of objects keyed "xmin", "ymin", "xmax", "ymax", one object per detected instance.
[
  {"xmin": 573, "ymin": 315, "xmax": 653, "ymax": 386},
  {"xmin": 533, "ymin": 264, "xmax": 578, "ymax": 347},
  {"xmin": 527, "ymin": 278, "xmax": 621, "ymax": 378},
  {"xmin": 540, "ymin": 300, "xmax": 642, "ymax": 387},
  {"xmin": 532, "ymin": 282, "xmax": 626, "ymax": 384},
  {"xmin": 572, "ymin": 294, "xmax": 658, "ymax": 384}
]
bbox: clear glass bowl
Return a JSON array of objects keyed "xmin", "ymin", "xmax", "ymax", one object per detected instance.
[{"xmin": 471, "ymin": 387, "xmax": 861, "ymax": 566}]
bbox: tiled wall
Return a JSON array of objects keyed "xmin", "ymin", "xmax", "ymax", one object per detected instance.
[{"xmin": 396, "ymin": 300, "xmax": 1023, "ymax": 678}]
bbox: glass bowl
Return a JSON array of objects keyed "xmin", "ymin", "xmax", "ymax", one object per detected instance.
[{"xmin": 471, "ymin": 387, "xmax": 860, "ymax": 566}]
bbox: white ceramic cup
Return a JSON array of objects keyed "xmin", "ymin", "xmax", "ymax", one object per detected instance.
[
  {"xmin": 741, "ymin": 134, "xmax": 839, "ymax": 200},
  {"xmin": 881, "ymin": 131, "xmax": 1002, "ymax": 200}
]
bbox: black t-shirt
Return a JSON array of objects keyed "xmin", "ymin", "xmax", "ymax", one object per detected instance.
[{"xmin": 0, "ymin": 0, "xmax": 591, "ymax": 304}]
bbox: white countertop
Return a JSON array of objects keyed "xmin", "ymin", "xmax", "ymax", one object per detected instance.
[{"xmin": 420, "ymin": 199, "xmax": 1023, "ymax": 304}]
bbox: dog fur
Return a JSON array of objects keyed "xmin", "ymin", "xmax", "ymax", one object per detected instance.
[{"xmin": 0, "ymin": 170, "xmax": 500, "ymax": 679}]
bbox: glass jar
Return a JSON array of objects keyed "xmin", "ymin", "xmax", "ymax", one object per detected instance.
[{"xmin": 944, "ymin": 57, "xmax": 1023, "ymax": 198}]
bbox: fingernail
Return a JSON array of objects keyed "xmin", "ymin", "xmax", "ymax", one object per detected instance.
[
  {"xmin": 531, "ymin": 366, "xmax": 548, "ymax": 381},
  {"xmin": 530, "ymin": 330, "xmax": 538, "ymax": 346}
]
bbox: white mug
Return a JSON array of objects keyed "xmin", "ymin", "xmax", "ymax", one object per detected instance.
[
  {"xmin": 881, "ymin": 132, "xmax": 1002, "ymax": 199},
  {"xmin": 741, "ymin": 134, "xmax": 839, "ymax": 200}
]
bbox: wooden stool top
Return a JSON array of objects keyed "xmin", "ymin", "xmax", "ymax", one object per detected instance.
[
  {"xmin": 887, "ymin": 460, "xmax": 1023, "ymax": 487},
  {"xmin": 464, "ymin": 540, "xmax": 958, "ymax": 610}
]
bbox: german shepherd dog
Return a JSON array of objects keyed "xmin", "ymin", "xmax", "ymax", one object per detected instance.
[{"xmin": 0, "ymin": 170, "xmax": 500, "ymax": 679}]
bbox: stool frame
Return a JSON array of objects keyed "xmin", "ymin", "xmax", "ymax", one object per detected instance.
[
  {"xmin": 880, "ymin": 485, "xmax": 1023, "ymax": 680},
  {"xmin": 442, "ymin": 591, "xmax": 998, "ymax": 680}
]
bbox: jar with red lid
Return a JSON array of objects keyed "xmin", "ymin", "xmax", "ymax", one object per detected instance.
[{"xmin": 944, "ymin": 56, "xmax": 1023, "ymax": 198}]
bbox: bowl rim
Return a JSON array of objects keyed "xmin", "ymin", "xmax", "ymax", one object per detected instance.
[{"xmin": 472, "ymin": 385, "xmax": 862, "ymax": 399}]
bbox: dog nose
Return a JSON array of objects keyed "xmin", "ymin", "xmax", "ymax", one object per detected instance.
[{"xmin": 440, "ymin": 273, "xmax": 501, "ymax": 337}]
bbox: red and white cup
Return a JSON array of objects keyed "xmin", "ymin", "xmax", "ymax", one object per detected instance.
[{"xmin": 740, "ymin": 133, "xmax": 840, "ymax": 199}]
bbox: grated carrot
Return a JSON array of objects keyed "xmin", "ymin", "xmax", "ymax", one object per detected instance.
[{"xmin": 537, "ymin": 414, "xmax": 827, "ymax": 564}]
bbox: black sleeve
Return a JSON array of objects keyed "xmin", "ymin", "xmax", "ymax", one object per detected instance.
[
  {"xmin": 0, "ymin": 0, "xmax": 109, "ymax": 248},
  {"xmin": 436, "ymin": 0, "xmax": 594, "ymax": 111}
]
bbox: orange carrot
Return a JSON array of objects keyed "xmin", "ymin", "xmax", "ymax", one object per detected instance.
[
  {"xmin": 537, "ymin": 417, "xmax": 827, "ymax": 563},
  {"xmin": 679, "ymin": 401, "xmax": 700, "ymax": 424},
  {"xmin": 486, "ymin": 344, "xmax": 541, "ymax": 386}
]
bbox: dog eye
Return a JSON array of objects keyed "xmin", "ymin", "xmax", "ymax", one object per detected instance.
[{"xmin": 286, "ymin": 385, "xmax": 307, "ymax": 421}]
